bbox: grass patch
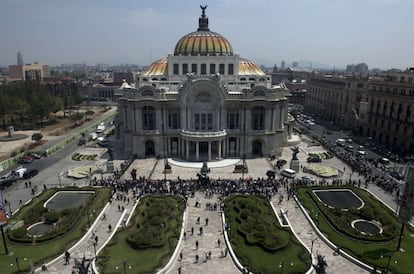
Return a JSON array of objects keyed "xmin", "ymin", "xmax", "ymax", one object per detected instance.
[
  {"xmin": 97, "ymin": 196, "xmax": 185, "ymax": 273},
  {"xmin": 224, "ymin": 195, "xmax": 311, "ymax": 274},
  {"xmin": 297, "ymin": 185, "xmax": 413, "ymax": 273},
  {"xmin": 0, "ymin": 187, "xmax": 111, "ymax": 274}
]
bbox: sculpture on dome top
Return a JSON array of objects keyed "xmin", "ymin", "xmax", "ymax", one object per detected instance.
[{"xmin": 200, "ymin": 5, "xmax": 207, "ymax": 17}]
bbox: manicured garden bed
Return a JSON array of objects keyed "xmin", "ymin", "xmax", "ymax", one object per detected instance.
[
  {"xmin": 97, "ymin": 195, "xmax": 185, "ymax": 273},
  {"xmin": 71, "ymin": 152, "xmax": 97, "ymax": 161},
  {"xmin": 0, "ymin": 187, "xmax": 111, "ymax": 274},
  {"xmin": 224, "ymin": 195, "xmax": 311, "ymax": 274},
  {"xmin": 297, "ymin": 185, "xmax": 413, "ymax": 273}
]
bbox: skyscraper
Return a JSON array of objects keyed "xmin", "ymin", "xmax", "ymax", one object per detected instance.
[
  {"xmin": 17, "ymin": 52, "xmax": 24, "ymax": 66},
  {"xmin": 281, "ymin": 60, "xmax": 285, "ymax": 70}
]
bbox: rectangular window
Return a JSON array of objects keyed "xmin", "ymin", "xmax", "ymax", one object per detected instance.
[
  {"xmin": 195, "ymin": 114, "xmax": 200, "ymax": 130},
  {"xmin": 192, "ymin": 63, "xmax": 197, "ymax": 74},
  {"xmin": 207, "ymin": 113, "xmax": 213, "ymax": 130},
  {"xmin": 201, "ymin": 64, "xmax": 207, "ymax": 75},
  {"xmin": 168, "ymin": 112, "xmax": 180, "ymax": 129},
  {"xmin": 210, "ymin": 64, "xmax": 216, "ymax": 74},
  {"xmin": 228, "ymin": 64, "xmax": 234, "ymax": 75},
  {"xmin": 219, "ymin": 64, "xmax": 225, "ymax": 74},
  {"xmin": 173, "ymin": 64, "xmax": 179, "ymax": 75},
  {"xmin": 227, "ymin": 111, "xmax": 239, "ymax": 129},
  {"xmin": 201, "ymin": 114, "xmax": 206, "ymax": 130},
  {"xmin": 182, "ymin": 64, "xmax": 188, "ymax": 74}
]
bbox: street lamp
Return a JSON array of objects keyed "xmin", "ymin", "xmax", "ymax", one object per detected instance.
[{"xmin": 279, "ymin": 258, "xmax": 284, "ymax": 274}]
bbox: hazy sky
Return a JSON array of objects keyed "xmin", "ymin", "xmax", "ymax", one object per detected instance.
[{"xmin": 1, "ymin": 0, "xmax": 413, "ymax": 69}]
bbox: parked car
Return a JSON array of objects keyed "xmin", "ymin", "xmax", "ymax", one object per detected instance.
[
  {"xmin": 300, "ymin": 175, "xmax": 316, "ymax": 184},
  {"xmin": 23, "ymin": 169, "xmax": 39, "ymax": 179},
  {"xmin": 18, "ymin": 157, "xmax": 33, "ymax": 164},
  {"xmin": 28, "ymin": 152, "xmax": 42, "ymax": 159}
]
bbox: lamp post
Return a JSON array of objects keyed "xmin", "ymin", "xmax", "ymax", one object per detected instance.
[
  {"xmin": 279, "ymin": 258, "xmax": 284, "ymax": 274},
  {"xmin": 93, "ymin": 242, "xmax": 97, "ymax": 258},
  {"xmin": 242, "ymin": 102, "xmax": 247, "ymax": 182}
]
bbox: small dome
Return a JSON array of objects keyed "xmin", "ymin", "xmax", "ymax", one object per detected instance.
[
  {"xmin": 173, "ymin": 5, "xmax": 233, "ymax": 56},
  {"xmin": 239, "ymin": 58, "xmax": 265, "ymax": 76},
  {"xmin": 143, "ymin": 58, "xmax": 167, "ymax": 76}
]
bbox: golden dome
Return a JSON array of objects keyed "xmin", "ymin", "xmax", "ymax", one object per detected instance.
[
  {"xmin": 174, "ymin": 31, "xmax": 233, "ymax": 56},
  {"xmin": 238, "ymin": 58, "xmax": 265, "ymax": 76},
  {"xmin": 143, "ymin": 58, "xmax": 167, "ymax": 76},
  {"xmin": 174, "ymin": 5, "xmax": 233, "ymax": 56}
]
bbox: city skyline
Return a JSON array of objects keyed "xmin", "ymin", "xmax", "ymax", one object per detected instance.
[{"xmin": 1, "ymin": 0, "xmax": 413, "ymax": 70}]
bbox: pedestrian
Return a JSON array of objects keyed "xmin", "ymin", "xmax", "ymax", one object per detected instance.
[
  {"xmin": 191, "ymin": 227, "xmax": 194, "ymax": 235},
  {"xmin": 178, "ymin": 266, "xmax": 182, "ymax": 274},
  {"xmin": 102, "ymin": 213, "xmax": 106, "ymax": 220},
  {"xmin": 195, "ymin": 254, "xmax": 199, "ymax": 263},
  {"xmin": 208, "ymin": 250, "xmax": 212, "ymax": 259},
  {"xmin": 108, "ymin": 224, "xmax": 112, "ymax": 232},
  {"xmin": 179, "ymin": 252, "xmax": 183, "ymax": 261},
  {"xmin": 205, "ymin": 217, "xmax": 209, "ymax": 225},
  {"xmin": 19, "ymin": 199, "xmax": 22, "ymax": 205},
  {"xmin": 217, "ymin": 238, "xmax": 221, "ymax": 247},
  {"xmin": 183, "ymin": 232, "xmax": 186, "ymax": 240},
  {"xmin": 195, "ymin": 240, "xmax": 199, "ymax": 249},
  {"xmin": 196, "ymin": 216, "xmax": 200, "ymax": 224},
  {"xmin": 95, "ymin": 235, "xmax": 98, "ymax": 244},
  {"xmin": 199, "ymin": 226, "xmax": 203, "ymax": 235},
  {"xmin": 64, "ymin": 250, "xmax": 71, "ymax": 265}
]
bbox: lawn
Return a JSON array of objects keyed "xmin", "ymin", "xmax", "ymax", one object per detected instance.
[
  {"xmin": 97, "ymin": 195, "xmax": 185, "ymax": 274},
  {"xmin": 296, "ymin": 185, "xmax": 413, "ymax": 273},
  {"xmin": 0, "ymin": 187, "xmax": 111, "ymax": 274},
  {"xmin": 224, "ymin": 195, "xmax": 311, "ymax": 274}
]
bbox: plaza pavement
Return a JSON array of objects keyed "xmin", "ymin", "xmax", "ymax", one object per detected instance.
[{"xmin": 30, "ymin": 133, "xmax": 406, "ymax": 274}]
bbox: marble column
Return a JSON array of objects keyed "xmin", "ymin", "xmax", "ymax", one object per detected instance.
[
  {"xmin": 186, "ymin": 140, "xmax": 189, "ymax": 160},
  {"xmin": 218, "ymin": 140, "xmax": 222, "ymax": 159},
  {"xmin": 196, "ymin": 141, "xmax": 199, "ymax": 161}
]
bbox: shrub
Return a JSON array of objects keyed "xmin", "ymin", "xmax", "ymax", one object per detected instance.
[{"xmin": 44, "ymin": 210, "xmax": 60, "ymax": 223}]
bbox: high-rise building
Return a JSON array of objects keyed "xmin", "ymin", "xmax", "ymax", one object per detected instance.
[
  {"xmin": 17, "ymin": 52, "xmax": 24, "ymax": 66},
  {"xmin": 281, "ymin": 60, "xmax": 285, "ymax": 70},
  {"xmin": 9, "ymin": 62, "xmax": 50, "ymax": 81},
  {"xmin": 116, "ymin": 6, "xmax": 291, "ymax": 160}
]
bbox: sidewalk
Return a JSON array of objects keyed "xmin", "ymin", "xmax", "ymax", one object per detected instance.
[
  {"xmin": 166, "ymin": 192, "xmax": 240, "ymax": 274},
  {"xmin": 36, "ymin": 190, "xmax": 135, "ymax": 274}
]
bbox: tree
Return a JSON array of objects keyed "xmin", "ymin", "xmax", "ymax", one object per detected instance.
[{"xmin": 31, "ymin": 132, "xmax": 43, "ymax": 143}]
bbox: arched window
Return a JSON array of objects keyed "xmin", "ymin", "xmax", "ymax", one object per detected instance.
[
  {"xmin": 142, "ymin": 90, "xmax": 154, "ymax": 96},
  {"xmin": 142, "ymin": 106, "xmax": 156, "ymax": 130},
  {"xmin": 252, "ymin": 106, "xmax": 265, "ymax": 130},
  {"xmin": 406, "ymin": 105, "xmax": 411, "ymax": 122},
  {"xmin": 253, "ymin": 90, "xmax": 266, "ymax": 97}
]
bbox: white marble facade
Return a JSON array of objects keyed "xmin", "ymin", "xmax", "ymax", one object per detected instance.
[{"xmin": 117, "ymin": 7, "xmax": 291, "ymax": 161}]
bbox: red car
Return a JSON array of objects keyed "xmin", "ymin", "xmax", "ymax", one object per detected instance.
[{"xmin": 19, "ymin": 155, "xmax": 34, "ymax": 163}]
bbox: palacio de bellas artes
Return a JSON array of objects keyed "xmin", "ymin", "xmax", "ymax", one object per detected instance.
[{"xmin": 116, "ymin": 6, "xmax": 294, "ymax": 162}]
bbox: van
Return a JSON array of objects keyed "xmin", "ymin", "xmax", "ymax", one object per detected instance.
[{"xmin": 281, "ymin": 168, "xmax": 296, "ymax": 178}]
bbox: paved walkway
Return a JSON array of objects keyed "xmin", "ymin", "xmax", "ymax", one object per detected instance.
[
  {"xmin": 166, "ymin": 193, "xmax": 240, "ymax": 274},
  {"xmin": 22, "ymin": 132, "xmax": 408, "ymax": 274},
  {"xmin": 35, "ymin": 190, "xmax": 135, "ymax": 274}
]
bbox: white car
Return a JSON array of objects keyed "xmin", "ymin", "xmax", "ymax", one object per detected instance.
[{"xmin": 13, "ymin": 166, "xmax": 27, "ymax": 179}]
